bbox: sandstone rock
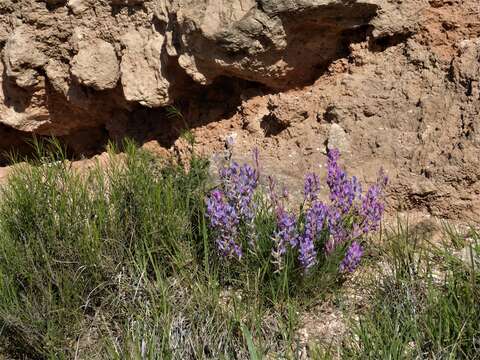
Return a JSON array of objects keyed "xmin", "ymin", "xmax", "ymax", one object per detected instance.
[
  {"xmin": 452, "ymin": 38, "xmax": 480, "ymax": 94},
  {"xmin": 45, "ymin": 0, "xmax": 67, "ymax": 5},
  {"xmin": 2, "ymin": 26, "xmax": 47, "ymax": 88},
  {"xmin": 369, "ymin": 0, "xmax": 427, "ymax": 38},
  {"xmin": 108, "ymin": 0, "xmax": 145, "ymax": 5},
  {"xmin": 0, "ymin": 166, "xmax": 10, "ymax": 183},
  {"xmin": 71, "ymin": 39, "xmax": 120, "ymax": 91},
  {"xmin": 328, "ymin": 123, "xmax": 350, "ymax": 154},
  {"xmin": 170, "ymin": 0, "xmax": 379, "ymax": 88},
  {"xmin": 120, "ymin": 29, "xmax": 170, "ymax": 107},
  {"xmin": 67, "ymin": 0, "xmax": 90, "ymax": 14},
  {"xmin": 0, "ymin": 59, "xmax": 51, "ymax": 133},
  {"xmin": 45, "ymin": 60, "xmax": 71, "ymax": 95}
]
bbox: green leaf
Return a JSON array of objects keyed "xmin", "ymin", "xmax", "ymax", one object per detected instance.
[{"xmin": 241, "ymin": 324, "xmax": 261, "ymax": 360}]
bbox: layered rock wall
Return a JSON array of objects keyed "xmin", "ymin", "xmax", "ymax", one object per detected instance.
[{"xmin": 0, "ymin": 0, "xmax": 479, "ymax": 219}]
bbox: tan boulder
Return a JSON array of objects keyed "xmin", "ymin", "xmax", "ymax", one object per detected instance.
[
  {"xmin": 120, "ymin": 29, "xmax": 171, "ymax": 107},
  {"xmin": 2, "ymin": 26, "xmax": 47, "ymax": 89},
  {"xmin": 70, "ymin": 39, "xmax": 120, "ymax": 91},
  {"xmin": 0, "ymin": 60, "xmax": 51, "ymax": 133},
  {"xmin": 67, "ymin": 0, "xmax": 91, "ymax": 15}
]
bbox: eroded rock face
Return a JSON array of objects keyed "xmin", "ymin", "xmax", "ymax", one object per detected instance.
[
  {"xmin": 0, "ymin": 0, "xmax": 479, "ymax": 219},
  {"xmin": 452, "ymin": 39, "xmax": 480, "ymax": 96},
  {"xmin": 0, "ymin": 0, "xmax": 421, "ymax": 136},
  {"xmin": 170, "ymin": 0, "xmax": 381, "ymax": 88}
]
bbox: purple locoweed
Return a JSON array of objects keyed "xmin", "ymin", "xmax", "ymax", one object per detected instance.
[
  {"xmin": 219, "ymin": 160, "xmax": 259, "ymax": 221},
  {"xmin": 205, "ymin": 147, "xmax": 387, "ymax": 275},
  {"xmin": 304, "ymin": 173, "xmax": 320, "ymax": 203},
  {"xmin": 339, "ymin": 241, "xmax": 363, "ymax": 273},
  {"xmin": 326, "ymin": 149, "xmax": 362, "ymax": 215},
  {"xmin": 299, "ymin": 200, "xmax": 328, "ymax": 270},
  {"xmin": 269, "ymin": 177, "xmax": 298, "ymax": 269},
  {"xmin": 358, "ymin": 169, "xmax": 388, "ymax": 235},
  {"xmin": 206, "ymin": 150, "xmax": 260, "ymax": 258},
  {"xmin": 205, "ymin": 190, "xmax": 243, "ymax": 259}
]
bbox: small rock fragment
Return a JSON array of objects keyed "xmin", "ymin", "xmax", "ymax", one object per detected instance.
[{"xmin": 328, "ymin": 123, "xmax": 350, "ymax": 154}]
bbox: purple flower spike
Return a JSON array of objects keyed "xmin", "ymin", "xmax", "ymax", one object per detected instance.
[
  {"xmin": 205, "ymin": 190, "xmax": 242, "ymax": 259},
  {"xmin": 269, "ymin": 176, "xmax": 299, "ymax": 268},
  {"xmin": 206, "ymin": 150, "xmax": 261, "ymax": 258},
  {"xmin": 340, "ymin": 241, "xmax": 364, "ymax": 273},
  {"xmin": 272, "ymin": 208, "xmax": 298, "ymax": 270},
  {"xmin": 327, "ymin": 149, "xmax": 362, "ymax": 215},
  {"xmin": 299, "ymin": 230, "xmax": 317, "ymax": 270},
  {"xmin": 299, "ymin": 201, "xmax": 328, "ymax": 270},
  {"xmin": 220, "ymin": 161, "xmax": 258, "ymax": 221},
  {"xmin": 275, "ymin": 209, "xmax": 298, "ymax": 252},
  {"xmin": 304, "ymin": 173, "xmax": 320, "ymax": 202},
  {"xmin": 359, "ymin": 170, "xmax": 388, "ymax": 236},
  {"xmin": 252, "ymin": 147, "xmax": 260, "ymax": 180}
]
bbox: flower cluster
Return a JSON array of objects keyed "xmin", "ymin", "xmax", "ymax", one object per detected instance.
[
  {"xmin": 339, "ymin": 241, "xmax": 364, "ymax": 273},
  {"xmin": 304, "ymin": 173, "xmax": 320, "ymax": 202},
  {"xmin": 269, "ymin": 177, "xmax": 298, "ymax": 269},
  {"xmin": 358, "ymin": 169, "xmax": 388, "ymax": 235},
  {"xmin": 205, "ymin": 151, "xmax": 259, "ymax": 259},
  {"xmin": 219, "ymin": 161, "xmax": 258, "ymax": 221},
  {"xmin": 205, "ymin": 190, "xmax": 242, "ymax": 258},
  {"xmin": 299, "ymin": 201, "xmax": 328, "ymax": 269},
  {"xmin": 327, "ymin": 149, "xmax": 362, "ymax": 215},
  {"xmin": 292, "ymin": 149, "xmax": 387, "ymax": 271},
  {"xmin": 205, "ymin": 148, "xmax": 387, "ymax": 274}
]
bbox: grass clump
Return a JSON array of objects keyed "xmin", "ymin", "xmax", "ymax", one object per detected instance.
[
  {"xmin": 0, "ymin": 139, "xmax": 210, "ymax": 358},
  {"xmin": 335, "ymin": 224, "xmax": 480, "ymax": 359},
  {"xmin": 0, "ymin": 139, "xmax": 320, "ymax": 358}
]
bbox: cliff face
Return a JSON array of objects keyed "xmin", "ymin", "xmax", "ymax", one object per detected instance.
[{"xmin": 0, "ymin": 0, "xmax": 479, "ymax": 218}]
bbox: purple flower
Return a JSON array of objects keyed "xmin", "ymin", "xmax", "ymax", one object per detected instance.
[
  {"xmin": 324, "ymin": 148, "xmax": 384, "ymax": 254},
  {"xmin": 327, "ymin": 149, "xmax": 362, "ymax": 215},
  {"xmin": 325, "ymin": 206, "xmax": 348, "ymax": 254},
  {"xmin": 205, "ymin": 190, "xmax": 242, "ymax": 259},
  {"xmin": 269, "ymin": 177, "xmax": 299, "ymax": 267},
  {"xmin": 272, "ymin": 208, "xmax": 298, "ymax": 269},
  {"xmin": 299, "ymin": 201, "xmax": 328, "ymax": 270},
  {"xmin": 220, "ymin": 161, "xmax": 258, "ymax": 221},
  {"xmin": 340, "ymin": 241, "xmax": 363, "ymax": 273},
  {"xmin": 206, "ymin": 150, "xmax": 260, "ymax": 258},
  {"xmin": 277, "ymin": 209, "xmax": 298, "ymax": 249},
  {"xmin": 304, "ymin": 173, "xmax": 320, "ymax": 202},
  {"xmin": 205, "ymin": 147, "xmax": 387, "ymax": 277},
  {"xmin": 358, "ymin": 170, "xmax": 388, "ymax": 236},
  {"xmin": 252, "ymin": 147, "xmax": 260, "ymax": 177},
  {"xmin": 299, "ymin": 229, "xmax": 317, "ymax": 270}
]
